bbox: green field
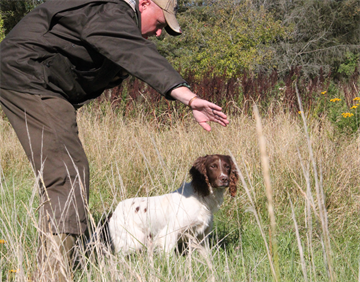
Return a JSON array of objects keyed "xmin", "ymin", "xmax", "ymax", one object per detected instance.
[{"xmin": 1, "ymin": 95, "xmax": 359, "ymax": 281}]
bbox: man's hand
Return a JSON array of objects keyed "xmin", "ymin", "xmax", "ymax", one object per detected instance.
[
  {"xmin": 170, "ymin": 87, "xmax": 229, "ymax": 131},
  {"xmin": 190, "ymin": 97, "xmax": 229, "ymax": 131}
]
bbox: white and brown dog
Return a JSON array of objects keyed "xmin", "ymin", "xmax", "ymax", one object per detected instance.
[{"xmin": 108, "ymin": 154, "xmax": 239, "ymax": 255}]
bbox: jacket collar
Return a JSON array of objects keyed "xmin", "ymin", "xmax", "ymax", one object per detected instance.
[
  {"xmin": 123, "ymin": 0, "xmax": 141, "ymax": 29},
  {"xmin": 123, "ymin": 0, "xmax": 136, "ymax": 11}
]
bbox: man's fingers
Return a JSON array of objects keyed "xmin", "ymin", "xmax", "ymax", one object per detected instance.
[
  {"xmin": 211, "ymin": 109, "xmax": 229, "ymax": 125},
  {"xmin": 211, "ymin": 109, "xmax": 228, "ymax": 119},
  {"xmin": 199, "ymin": 122, "xmax": 211, "ymax": 131},
  {"xmin": 208, "ymin": 102, "xmax": 222, "ymax": 111}
]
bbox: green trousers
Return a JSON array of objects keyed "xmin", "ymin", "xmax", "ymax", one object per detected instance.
[
  {"xmin": 0, "ymin": 89, "xmax": 89, "ymax": 235},
  {"xmin": 37, "ymin": 233, "xmax": 77, "ymax": 281}
]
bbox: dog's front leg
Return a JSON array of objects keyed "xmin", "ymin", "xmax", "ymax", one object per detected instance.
[
  {"xmin": 196, "ymin": 218, "xmax": 213, "ymax": 250},
  {"xmin": 156, "ymin": 228, "xmax": 179, "ymax": 254}
]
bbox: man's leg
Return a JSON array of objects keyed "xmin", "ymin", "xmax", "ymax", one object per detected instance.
[
  {"xmin": 0, "ymin": 89, "xmax": 89, "ymax": 279},
  {"xmin": 37, "ymin": 233, "xmax": 77, "ymax": 281}
]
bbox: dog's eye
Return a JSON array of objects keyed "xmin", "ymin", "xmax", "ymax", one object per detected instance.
[{"xmin": 210, "ymin": 164, "xmax": 217, "ymax": 169}]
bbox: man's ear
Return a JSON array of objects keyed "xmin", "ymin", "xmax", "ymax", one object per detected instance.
[{"xmin": 139, "ymin": 0, "xmax": 151, "ymax": 12}]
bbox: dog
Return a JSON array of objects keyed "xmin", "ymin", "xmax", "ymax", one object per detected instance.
[{"xmin": 108, "ymin": 154, "xmax": 239, "ymax": 255}]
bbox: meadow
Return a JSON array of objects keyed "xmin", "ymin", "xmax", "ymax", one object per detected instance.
[{"xmin": 0, "ymin": 88, "xmax": 359, "ymax": 281}]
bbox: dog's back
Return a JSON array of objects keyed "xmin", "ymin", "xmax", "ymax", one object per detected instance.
[{"xmin": 108, "ymin": 183, "xmax": 214, "ymax": 254}]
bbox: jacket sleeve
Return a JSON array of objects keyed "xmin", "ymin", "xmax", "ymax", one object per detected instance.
[{"xmin": 80, "ymin": 1, "xmax": 185, "ymax": 100}]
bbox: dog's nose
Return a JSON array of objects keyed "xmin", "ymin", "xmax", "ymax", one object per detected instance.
[{"xmin": 220, "ymin": 174, "xmax": 229, "ymax": 182}]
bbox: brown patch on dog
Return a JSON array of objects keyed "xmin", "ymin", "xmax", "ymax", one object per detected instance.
[
  {"xmin": 144, "ymin": 208, "xmax": 147, "ymax": 213},
  {"xmin": 135, "ymin": 206, "xmax": 140, "ymax": 213}
]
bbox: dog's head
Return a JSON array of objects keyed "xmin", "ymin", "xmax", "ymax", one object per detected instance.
[{"xmin": 189, "ymin": 154, "xmax": 239, "ymax": 197}]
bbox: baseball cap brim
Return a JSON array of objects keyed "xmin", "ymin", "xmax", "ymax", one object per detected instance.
[
  {"xmin": 152, "ymin": 0, "xmax": 182, "ymax": 36},
  {"xmin": 163, "ymin": 10, "xmax": 182, "ymax": 36}
]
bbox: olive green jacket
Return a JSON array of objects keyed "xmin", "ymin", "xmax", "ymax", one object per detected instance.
[{"xmin": 0, "ymin": 0, "xmax": 185, "ymax": 104}]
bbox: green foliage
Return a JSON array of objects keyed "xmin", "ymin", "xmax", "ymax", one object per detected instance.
[
  {"xmin": 270, "ymin": 0, "xmax": 360, "ymax": 77},
  {"xmin": 338, "ymin": 52, "xmax": 360, "ymax": 77},
  {"xmin": 0, "ymin": 0, "xmax": 44, "ymax": 35},
  {"xmin": 0, "ymin": 12, "xmax": 5, "ymax": 42},
  {"xmin": 154, "ymin": 0, "xmax": 289, "ymax": 78},
  {"xmin": 328, "ymin": 97, "xmax": 360, "ymax": 134},
  {"xmin": 313, "ymin": 83, "xmax": 360, "ymax": 134}
]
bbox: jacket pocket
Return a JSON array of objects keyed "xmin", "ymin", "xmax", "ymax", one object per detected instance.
[{"xmin": 42, "ymin": 54, "xmax": 87, "ymax": 103}]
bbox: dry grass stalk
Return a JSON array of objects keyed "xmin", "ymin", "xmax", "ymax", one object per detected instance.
[
  {"xmin": 253, "ymin": 105, "xmax": 280, "ymax": 282},
  {"xmin": 229, "ymin": 151, "xmax": 277, "ymax": 280},
  {"xmin": 295, "ymin": 82, "xmax": 335, "ymax": 281},
  {"xmin": 288, "ymin": 192, "xmax": 308, "ymax": 282},
  {"xmin": 297, "ymin": 148, "xmax": 317, "ymax": 279}
]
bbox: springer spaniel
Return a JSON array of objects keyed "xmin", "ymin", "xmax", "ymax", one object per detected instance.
[{"xmin": 108, "ymin": 154, "xmax": 239, "ymax": 255}]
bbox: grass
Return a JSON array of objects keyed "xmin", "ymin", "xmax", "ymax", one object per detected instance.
[{"xmin": 0, "ymin": 98, "xmax": 359, "ymax": 281}]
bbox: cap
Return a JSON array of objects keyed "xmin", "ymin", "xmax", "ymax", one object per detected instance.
[{"xmin": 152, "ymin": 0, "xmax": 182, "ymax": 36}]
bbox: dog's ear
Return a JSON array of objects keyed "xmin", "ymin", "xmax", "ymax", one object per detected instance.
[
  {"xmin": 228, "ymin": 156, "xmax": 239, "ymax": 197},
  {"xmin": 189, "ymin": 155, "xmax": 210, "ymax": 197}
]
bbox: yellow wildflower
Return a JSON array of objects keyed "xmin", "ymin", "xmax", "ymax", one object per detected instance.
[
  {"xmin": 350, "ymin": 105, "xmax": 358, "ymax": 109},
  {"xmin": 9, "ymin": 269, "xmax": 18, "ymax": 273},
  {"xmin": 342, "ymin": 112, "xmax": 354, "ymax": 118},
  {"xmin": 298, "ymin": 111, "xmax": 303, "ymax": 114},
  {"xmin": 330, "ymin": 98, "xmax": 341, "ymax": 102},
  {"xmin": 0, "ymin": 239, "xmax": 6, "ymax": 244},
  {"xmin": 354, "ymin": 97, "xmax": 360, "ymax": 101},
  {"xmin": 321, "ymin": 91, "xmax": 327, "ymax": 95}
]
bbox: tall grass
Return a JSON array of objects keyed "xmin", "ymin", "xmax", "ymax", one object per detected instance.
[{"xmin": 1, "ymin": 96, "xmax": 359, "ymax": 281}]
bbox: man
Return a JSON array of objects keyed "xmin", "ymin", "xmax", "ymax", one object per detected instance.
[{"xmin": 0, "ymin": 0, "xmax": 229, "ymax": 280}]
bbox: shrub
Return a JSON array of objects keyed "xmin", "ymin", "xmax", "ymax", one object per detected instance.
[{"xmin": 154, "ymin": 0, "xmax": 289, "ymax": 78}]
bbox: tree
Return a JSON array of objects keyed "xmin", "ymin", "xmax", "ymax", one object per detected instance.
[{"xmin": 269, "ymin": 0, "xmax": 360, "ymax": 77}]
